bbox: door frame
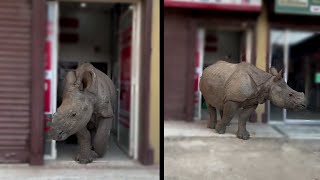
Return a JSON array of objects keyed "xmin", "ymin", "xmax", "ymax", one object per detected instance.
[
  {"xmin": 30, "ymin": 0, "xmax": 46, "ymax": 165},
  {"xmin": 116, "ymin": 3, "xmax": 141, "ymax": 159},
  {"xmin": 193, "ymin": 25, "xmax": 255, "ymax": 121},
  {"xmin": 31, "ymin": 0, "xmax": 153, "ymax": 165}
]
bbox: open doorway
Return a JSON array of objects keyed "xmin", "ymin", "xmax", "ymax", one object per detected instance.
[
  {"xmin": 194, "ymin": 27, "xmax": 252, "ymax": 121},
  {"xmin": 45, "ymin": 1, "xmax": 141, "ymax": 162}
]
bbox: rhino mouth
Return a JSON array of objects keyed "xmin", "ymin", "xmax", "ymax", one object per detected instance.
[
  {"xmin": 49, "ymin": 129, "xmax": 69, "ymax": 141},
  {"xmin": 293, "ymin": 104, "xmax": 306, "ymax": 111}
]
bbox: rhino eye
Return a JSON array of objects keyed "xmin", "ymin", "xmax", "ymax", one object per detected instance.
[
  {"xmin": 289, "ymin": 93, "xmax": 293, "ymax": 97},
  {"xmin": 72, "ymin": 112, "xmax": 76, "ymax": 117}
]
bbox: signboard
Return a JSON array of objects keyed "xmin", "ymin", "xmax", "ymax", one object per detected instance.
[
  {"xmin": 275, "ymin": 0, "xmax": 320, "ymax": 15},
  {"xmin": 164, "ymin": 0, "xmax": 262, "ymax": 11},
  {"xmin": 194, "ymin": 29, "xmax": 205, "ymax": 120}
]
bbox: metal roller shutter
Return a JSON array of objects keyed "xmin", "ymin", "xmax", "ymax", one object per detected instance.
[
  {"xmin": 0, "ymin": 0, "xmax": 31, "ymax": 163},
  {"xmin": 164, "ymin": 12, "xmax": 189, "ymax": 120}
]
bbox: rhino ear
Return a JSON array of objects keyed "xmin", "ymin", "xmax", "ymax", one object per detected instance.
[
  {"xmin": 75, "ymin": 63, "xmax": 97, "ymax": 94},
  {"xmin": 81, "ymin": 71, "xmax": 94, "ymax": 91},
  {"xmin": 269, "ymin": 67, "xmax": 278, "ymax": 76},
  {"xmin": 273, "ymin": 69, "xmax": 283, "ymax": 82},
  {"xmin": 65, "ymin": 71, "xmax": 76, "ymax": 84},
  {"xmin": 63, "ymin": 71, "xmax": 77, "ymax": 91},
  {"xmin": 278, "ymin": 69, "xmax": 284, "ymax": 76}
]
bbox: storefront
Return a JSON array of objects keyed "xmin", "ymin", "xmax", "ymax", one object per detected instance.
[
  {"xmin": 164, "ymin": 0, "xmax": 262, "ymax": 121},
  {"xmin": 266, "ymin": 0, "xmax": 320, "ymax": 124},
  {"xmin": 0, "ymin": 0, "xmax": 156, "ymax": 165}
]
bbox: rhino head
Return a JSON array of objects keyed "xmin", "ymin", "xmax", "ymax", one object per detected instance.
[
  {"xmin": 267, "ymin": 67, "xmax": 306, "ymax": 111},
  {"xmin": 49, "ymin": 69, "xmax": 97, "ymax": 141}
]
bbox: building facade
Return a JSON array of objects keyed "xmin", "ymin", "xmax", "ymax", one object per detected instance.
[
  {"xmin": 164, "ymin": 0, "xmax": 320, "ymax": 126},
  {"xmin": 164, "ymin": 0, "xmax": 262, "ymax": 121},
  {"xmin": 0, "ymin": 0, "xmax": 158, "ymax": 165}
]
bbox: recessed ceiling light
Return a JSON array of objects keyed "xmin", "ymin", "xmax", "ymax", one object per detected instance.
[{"xmin": 80, "ymin": 2, "xmax": 86, "ymax": 8}]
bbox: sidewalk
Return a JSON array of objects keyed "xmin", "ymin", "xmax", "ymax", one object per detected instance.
[
  {"xmin": 164, "ymin": 120, "xmax": 284, "ymax": 139},
  {"xmin": 164, "ymin": 120, "xmax": 320, "ymax": 180},
  {"xmin": 0, "ymin": 160, "xmax": 159, "ymax": 180}
]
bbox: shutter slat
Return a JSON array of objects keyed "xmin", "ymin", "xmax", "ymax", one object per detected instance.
[
  {"xmin": 0, "ymin": 117, "xmax": 29, "ymax": 123},
  {"xmin": 0, "ymin": 110, "xmax": 29, "ymax": 116},
  {"xmin": 0, "ymin": 129, "xmax": 29, "ymax": 134},
  {"xmin": 0, "ymin": 93, "xmax": 30, "ymax": 98},
  {"xmin": 0, "ymin": 135, "xmax": 28, "ymax": 140},
  {"xmin": 0, "ymin": 105, "xmax": 30, "ymax": 111},
  {"xmin": 0, "ymin": 26, "xmax": 30, "ymax": 33}
]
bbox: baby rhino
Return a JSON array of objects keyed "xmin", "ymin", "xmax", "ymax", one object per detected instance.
[
  {"xmin": 200, "ymin": 61, "xmax": 306, "ymax": 140},
  {"xmin": 49, "ymin": 63, "xmax": 116, "ymax": 163}
]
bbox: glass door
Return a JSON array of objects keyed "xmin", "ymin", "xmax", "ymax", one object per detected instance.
[
  {"xmin": 117, "ymin": 7, "xmax": 133, "ymax": 154},
  {"xmin": 269, "ymin": 29, "xmax": 320, "ymax": 124},
  {"xmin": 286, "ymin": 30, "xmax": 320, "ymax": 123},
  {"xmin": 194, "ymin": 28, "xmax": 205, "ymax": 120},
  {"xmin": 268, "ymin": 30, "xmax": 285, "ymax": 123},
  {"xmin": 44, "ymin": 1, "xmax": 59, "ymax": 159}
]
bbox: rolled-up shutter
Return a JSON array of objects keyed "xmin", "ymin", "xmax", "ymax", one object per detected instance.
[{"xmin": 0, "ymin": 0, "xmax": 31, "ymax": 163}]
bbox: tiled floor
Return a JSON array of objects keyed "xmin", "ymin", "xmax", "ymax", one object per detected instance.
[
  {"xmin": 164, "ymin": 120, "xmax": 283, "ymax": 139},
  {"xmin": 274, "ymin": 124, "xmax": 320, "ymax": 139},
  {"xmin": 56, "ymin": 135, "xmax": 130, "ymax": 161}
]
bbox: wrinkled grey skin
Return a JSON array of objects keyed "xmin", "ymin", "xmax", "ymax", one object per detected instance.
[
  {"xmin": 200, "ymin": 61, "xmax": 306, "ymax": 140},
  {"xmin": 49, "ymin": 63, "xmax": 116, "ymax": 164}
]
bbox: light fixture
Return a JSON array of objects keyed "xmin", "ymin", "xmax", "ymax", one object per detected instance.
[{"xmin": 80, "ymin": 2, "xmax": 87, "ymax": 8}]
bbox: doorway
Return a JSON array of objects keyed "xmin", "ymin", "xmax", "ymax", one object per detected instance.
[
  {"xmin": 194, "ymin": 27, "xmax": 252, "ymax": 121},
  {"xmin": 44, "ymin": 0, "xmax": 142, "ymax": 162}
]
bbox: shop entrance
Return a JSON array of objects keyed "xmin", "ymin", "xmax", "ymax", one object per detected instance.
[
  {"xmin": 194, "ymin": 27, "xmax": 253, "ymax": 120},
  {"xmin": 44, "ymin": 0, "xmax": 142, "ymax": 161}
]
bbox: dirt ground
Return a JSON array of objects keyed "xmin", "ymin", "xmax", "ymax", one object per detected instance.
[{"xmin": 165, "ymin": 137, "xmax": 320, "ymax": 180}]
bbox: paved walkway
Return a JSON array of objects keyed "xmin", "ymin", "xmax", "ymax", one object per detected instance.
[
  {"xmin": 0, "ymin": 160, "xmax": 159, "ymax": 180},
  {"xmin": 164, "ymin": 120, "xmax": 284, "ymax": 139},
  {"xmin": 164, "ymin": 120, "xmax": 320, "ymax": 180},
  {"xmin": 165, "ymin": 136, "xmax": 320, "ymax": 180}
]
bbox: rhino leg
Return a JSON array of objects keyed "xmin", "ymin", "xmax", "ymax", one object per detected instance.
[
  {"xmin": 207, "ymin": 103, "xmax": 217, "ymax": 129},
  {"xmin": 75, "ymin": 127, "xmax": 98, "ymax": 164},
  {"xmin": 220, "ymin": 110, "xmax": 231, "ymax": 126},
  {"xmin": 237, "ymin": 105, "xmax": 257, "ymax": 140},
  {"xmin": 215, "ymin": 101, "xmax": 239, "ymax": 134},
  {"xmin": 220, "ymin": 110, "xmax": 223, "ymax": 120},
  {"xmin": 93, "ymin": 116, "xmax": 113, "ymax": 157}
]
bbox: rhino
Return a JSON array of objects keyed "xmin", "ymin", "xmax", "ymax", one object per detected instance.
[
  {"xmin": 49, "ymin": 63, "xmax": 116, "ymax": 164},
  {"xmin": 200, "ymin": 60, "xmax": 306, "ymax": 140}
]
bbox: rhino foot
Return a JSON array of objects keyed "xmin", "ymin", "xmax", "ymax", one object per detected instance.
[
  {"xmin": 215, "ymin": 125, "xmax": 226, "ymax": 134},
  {"xmin": 207, "ymin": 122, "xmax": 216, "ymax": 129},
  {"xmin": 75, "ymin": 150, "xmax": 99, "ymax": 164},
  {"xmin": 236, "ymin": 130, "xmax": 250, "ymax": 140}
]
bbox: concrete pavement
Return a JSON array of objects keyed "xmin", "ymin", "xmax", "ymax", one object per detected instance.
[
  {"xmin": 0, "ymin": 160, "xmax": 159, "ymax": 180},
  {"xmin": 164, "ymin": 120, "xmax": 320, "ymax": 180}
]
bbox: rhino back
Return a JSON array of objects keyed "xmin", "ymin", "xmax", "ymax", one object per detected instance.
[
  {"xmin": 95, "ymin": 69, "xmax": 116, "ymax": 110},
  {"xmin": 200, "ymin": 61, "xmax": 238, "ymax": 110}
]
